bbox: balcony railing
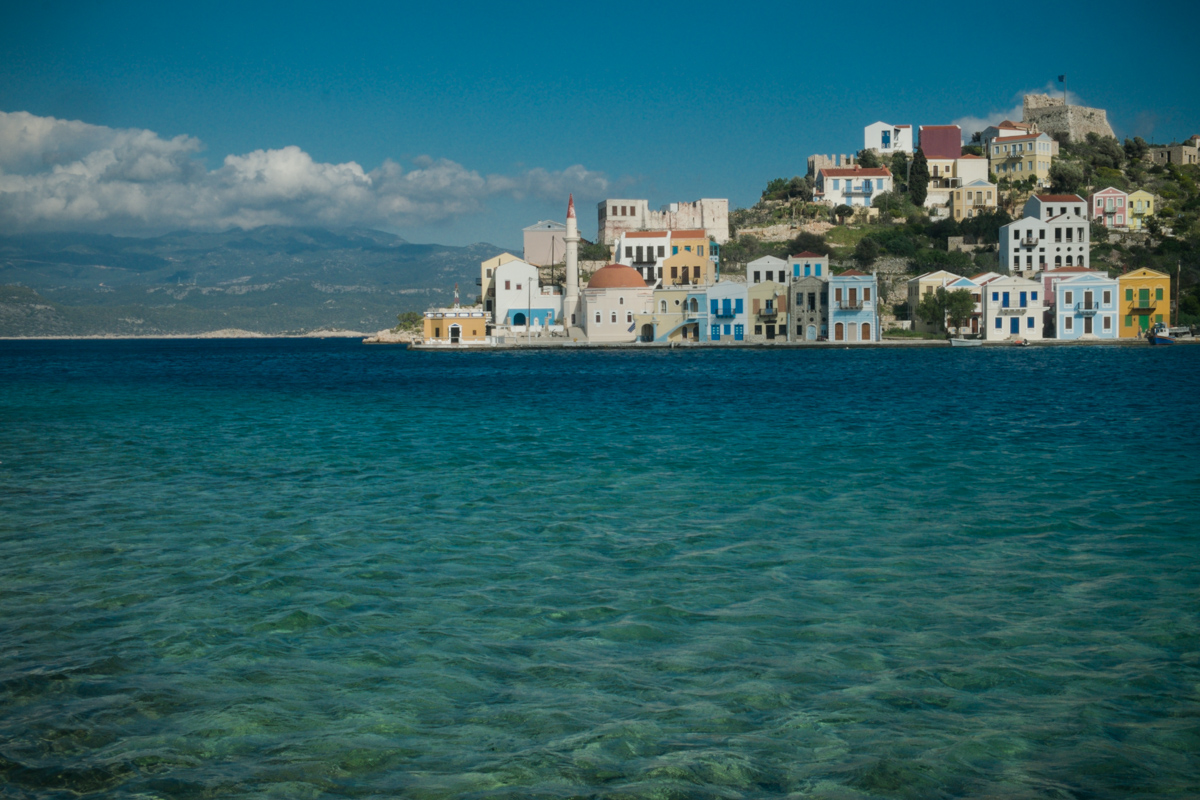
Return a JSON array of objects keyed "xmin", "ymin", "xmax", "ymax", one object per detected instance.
[
  {"xmin": 1021, "ymin": 236, "xmax": 1037, "ymax": 247},
  {"xmin": 1129, "ymin": 301, "xmax": 1157, "ymax": 311},
  {"xmin": 712, "ymin": 308, "xmax": 737, "ymax": 318},
  {"xmin": 1076, "ymin": 303, "xmax": 1098, "ymax": 316},
  {"xmin": 757, "ymin": 307, "xmax": 778, "ymax": 317},
  {"xmin": 998, "ymin": 306, "xmax": 1027, "ymax": 315},
  {"xmin": 837, "ymin": 300, "xmax": 864, "ymax": 310}
]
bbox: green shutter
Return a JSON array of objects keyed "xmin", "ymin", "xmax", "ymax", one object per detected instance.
[
  {"xmin": 1124, "ymin": 315, "xmax": 1133, "ymax": 327},
  {"xmin": 1155, "ymin": 314, "xmax": 1163, "ymax": 323},
  {"xmin": 1156, "ymin": 287, "xmax": 1164, "ymax": 300},
  {"xmin": 1126, "ymin": 288, "xmax": 1133, "ymax": 301}
]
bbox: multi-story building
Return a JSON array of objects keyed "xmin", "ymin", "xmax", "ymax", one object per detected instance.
[
  {"xmin": 1089, "ymin": 187, "xmax": 1129, "ymax": 229},
  {"xmin": 814, "ymin": 167, "xmax": 892, "ymax": 208},
  {"xmin": 790, "ymin": 274, "xmax": 828, "ymax": 341},
  {"xmin": 522, "ymin": 220, "xmax": 567, "ymax": 267},
  {"xmin": 980, "ymin": 275, "xmax": 1044, "ymax": 341},
  {"xmin": 988, "ymin": 132, "xmax": 1056, "ymax": 187},
  {"xmin": 614, "ymin": 229, "xmax": 716, "ymax": 288},
  {"xmin": 907, "ymin": 270, "xmax": 982, "ymax": 334},
  {"xmin": 980, "ymin": 120, "xmax": 1036, "ymax": 148},
  {"xmin": 788, "ymin": 251, "xmax": 828, "ymax": 280},
  {"xmin": 864, "ymin": 121, "xmax": 913, "ymax": 154},
  {"xmin": 748, "ymin": 255, "xmax": 788, "ymax": 285},
  {"xmin": 1053, "ymin": 273, "xmax": 1120, "ymax": 339},
  {"xmin": 1118, "ymin": 267, "xmax": 1171, "ymax": 337},
  {"xmin": 706, "ymin": 281, "xmax": 748, "ymax": 342},
  {"xmin": 924, "ymin": 155, "xmax": 990, "ymax": 217},
  {"xmin": 948, "ymin": 180, "xmax": 997, "ymax": 219},
  {"xmin": 492, "ymin": 258, "xmax": 562, "ymax": 328},
  {"xmin": 1000, "ymin": 195, "xmax": 1091, "ymax": 277},
  {"xmin": 1127, "ymin": 190, "xmax": 1156, "ymax": 231},
  {"xmin": 828, "ymin": 270, "xmax": 878, "ymax": 342},
  {"xmin": 746, "ymin": 280, "xmax": 789, "ymax": 342},
  {"xmin": 638, "ymin": 286, "xmax": 709, "ymax": 342},
  {"xmin": 479, "ymin": 252, "xmax": 524, "ymax": 315},
  {"xmin": 597, "ymin": 198, "xmax": 729, "ymax": 245}
]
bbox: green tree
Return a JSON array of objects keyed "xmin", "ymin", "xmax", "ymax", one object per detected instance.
[
  {"xmin": 890, "ymin": 152, "xmax": 910, "ymax": 190},
  {"xmin": 1124, "ymin": 136, "xmax": 1150, "ymax": 162},
  {"xmin": 395, "ymin": 311, "xmax": 423, "ymax": 331},
  {"xmin": 944, "ymin": 288, "xmax": 977, "ymax": 334},
  {"xmin": 910, "ymin": 147, "xmax": 930, "ymax": 206},
  {"xmin": 785, "ymin": 231, "xmax": 831, "ymax": 256},
  {"xmin": 854, "ymin": 237, "xmax": 880, "ymax": 268},
  {"xmin": 857, "ymin": 149, "xmax": 882, "ymax": 169},
  {"xmin": 915, "ymin": 287, "xmax": 949, "ymax": 331},
  {"xmin": 962, "ymin": 144, "xmax": 984, "ymax": 157},
  {"xmin": 579, "ymin": 240, "xmax": 613, "ymax": 261},
  {"xmin": 834, "ymin": 204, "xmax": 853, "ymax": 224},
  {"xmin": 1049, "ymin": 161, "xmax": 1086, "ymax": 195}
]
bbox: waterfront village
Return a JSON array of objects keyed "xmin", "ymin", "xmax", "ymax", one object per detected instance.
[{"xmin": 407, "ymin": 93, "xmax": 1198, "ymax": 348}]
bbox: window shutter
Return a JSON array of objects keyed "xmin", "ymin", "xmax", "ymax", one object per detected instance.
[
  {"xmin": 778, "ymin": 294, "xmax": 787, "ymax": 312},
  {"xmin": 753, "ymin": 298, "xmax": 761, "ymax": 313}
]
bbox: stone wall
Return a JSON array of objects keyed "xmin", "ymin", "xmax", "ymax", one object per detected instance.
[
  {"xmin": 1022, "ymin": 94, "xmax": 1115, "ymax": 142},
  {"xmin": 807, "ymin": 153, "xmax": 857, "ymax": 177}
]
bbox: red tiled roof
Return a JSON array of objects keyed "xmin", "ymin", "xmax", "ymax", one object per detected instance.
[
  {"xmin": 921, "ymin": 125, "xmax": 960, "ymax": 131},
  {"xmin": 896, "ymin": 124, "xmax": 911, "ymax": 128},
  {"xmin": 820, "ymin": 167, "xmax": 891, "ymax": 178},
  {"xmin": 1035, "ymin": 194, "xmax": 1085, "ymax": 202},
  {"xmin": 623, "ymin": 231, "xmax": 669, "ymax": 238},
  {"xmin": 997, "ymin": 120, "xmax": 1031, "ymax": 130},
  {"xmin": 994, "ymin": 133, "xmax": 1047, "ymax": 143},
  {"xmin": 791, "ymin": 251, "xmax": 825, "ymax": 259},
  {"xmin": 839, "ymin": 269, "xmax": 867, "ymax": 276},
  {"xmin": 959, "ymin": 154, "xmax": 985, "ymax": 159},
  {"xmin": 669, "ymin": 229, "xmax": 708, "ymax": 238}
]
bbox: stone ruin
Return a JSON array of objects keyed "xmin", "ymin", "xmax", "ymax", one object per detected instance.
[{"xmin": 1022, "ymin": 94, "xmax": 1115, "ymax": 143}]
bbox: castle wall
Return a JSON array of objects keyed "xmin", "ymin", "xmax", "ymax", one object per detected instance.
[{"xmin": 1022, "ymin": 94, "xmax": 1115, "ymax": 142}]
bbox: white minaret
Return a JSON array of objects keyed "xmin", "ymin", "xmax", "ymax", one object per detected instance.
[{"xmin": 563, "ymin": 194, "xmax": 580, "ymax": 329}]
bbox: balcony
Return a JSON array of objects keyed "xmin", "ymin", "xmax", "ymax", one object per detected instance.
[
  {"xmin": 1021, "ymin": 236, "xmax": 1037, "ymax": 247},
  {"xmin": 1076, "ymin": 303, "xmax": 1098, "ymax": 316},
  {"xmin": 712, "ymin": 307, "xmax": 737, "ymax": 318},
  {"xmin": 837, "ymin": 300, "xmax": 864, "ymax": 310},
  {"xmin": 998, "ymin": 306, "xmax": 1027, "ymax": 315},
  {"xmin": 1129, "ymin": 301, "xmax": 1157, "ymax": 312},
  {"xmin": 757, "ymin": 306, "xmax": 778, "ymax": 317}
]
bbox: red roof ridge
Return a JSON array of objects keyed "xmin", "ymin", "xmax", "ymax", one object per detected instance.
[
  {"xmin": 820, "ymin": 167, "xmax": 891, "ymax": 177},
  {"xmin": 791, "ymin": 251, "xmax": 824, "ymax": 258},
  {"xmin": 1035, "ymin": 194, "xmax": 1085, "ymax": 202},
  {"xmin": 839, "ymin": 269, "xmax": 868, "ymax": 276}
]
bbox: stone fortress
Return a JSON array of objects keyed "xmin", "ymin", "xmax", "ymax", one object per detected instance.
[{"xmin": 1021, "ymin": 94, "xmax": 1115, "ymax": 142}]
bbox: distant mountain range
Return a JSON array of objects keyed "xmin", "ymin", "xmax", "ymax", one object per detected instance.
[{"xmin": 0, "ymin": 226, "xmax": 510, "ymax": 336}]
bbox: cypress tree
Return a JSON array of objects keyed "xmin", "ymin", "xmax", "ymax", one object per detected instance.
[{"xmin": 909, "ymin": 147, "xmax": 930, "ymax": 207}]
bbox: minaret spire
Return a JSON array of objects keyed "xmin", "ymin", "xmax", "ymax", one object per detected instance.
[{"xmin": 563, "ymin": 194, "xmax": 580, "ymax": 331}]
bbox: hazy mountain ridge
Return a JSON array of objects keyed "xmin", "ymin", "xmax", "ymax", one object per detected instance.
[{"xmin": 0, "ymin": 226, "xmax": 510, "ymax": 335}]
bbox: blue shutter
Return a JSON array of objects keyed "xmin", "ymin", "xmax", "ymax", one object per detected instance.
[
  {"xmin": 995, "ymin": 317, "xmax": 1002, "ymax": 329},
  {"xmin": 1020, "ymin": 291, "xmax": 1027, "ymax": 307},
  {"xmin": 1002, "ymin": 292, "xmax": 1010, "ymax": 308},
  {"xmin": 735, "ymin": 299, "xmax": 743, "ymax": 313},
  {"xmin": 710, "ymin": 299, "xmax": 718, "ymax": 315},
  {"xmin": 1028, "ymin": 317, "xmax": 1034, "ymax": 328},
  {"xmin": 1031, "ymin": 291, "xmax": 1038, "ymax": 301},
  {"xmin": 723, "ymin": 298, "xmax": 731, "ymax": 316},
  {"xmin": 992, "ymin": 291, "xmax": 998, "ymax": 301}
]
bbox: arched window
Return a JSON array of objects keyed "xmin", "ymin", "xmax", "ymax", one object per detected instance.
[
  {"xmin": 660, "ymin": 300, "xmax": 666, "ymax": 312},
  {"xmin": 834, "ymin": 322, "xmax": 844, "ymax": 341},
  {"xmin": 690, "ymin": 299, "xmax": 698, "ymax": 312},
  {"xmin": 1066, "ymin": 255, "xmax": 1073, "ymax": 266},
  {"xmin": 626, "ymin": 311, "xmax": 632, "ymax": 323},
  {"xmin": 619, "ymin": 296, "xmax": 624, "ymax": 305},
  {"xmin": 611, "ymin": 311, "xmax": 617, "ymax": 323},
  {"xmin": 861, "ymin": 322, "xmax": 871, "ymax": 341},
  {"xmin": 1055, "ymin": 256, "xmax": 1062, "ymax": 267},
  {"xmin": 595, "ymin": 312, "xmax": 601, "ymax": 323}
]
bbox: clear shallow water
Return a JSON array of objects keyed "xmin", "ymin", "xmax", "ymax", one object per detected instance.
[{"xmin": 0, "ymin": 340, "xmax": 1198, "ymax": 800}]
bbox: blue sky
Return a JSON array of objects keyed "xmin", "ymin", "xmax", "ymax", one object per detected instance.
[{"xmin": 2, "ymin": 0, "xmax": 1197, "ymax": 248}]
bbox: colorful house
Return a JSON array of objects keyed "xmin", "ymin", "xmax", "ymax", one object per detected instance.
[
  {"xmin": 814, "ymin": 167, "xmax": 893, "ymax": 208},
  {"xmin": 748, "ymin": 255, "xmax": 788, "ymax": 285},
  {"xmin": 980, "ymin": 275, "xmax": 1044, "ymax": 341},
  {"xmin": 1118, "ymin": 268, "xmax": 1171, "ymax": 337},
  {"xmin": 1053, "ymin": 273, "xmax": 1120, "ymax": 339},
  {"xmin": 828, "ymin": 270, "xmax": 878, "ymax": 342},
  {"xmin": 949, "ymin": 179, "xmax": 997, "ymax": 220},
  {"xmin": 706, "ymin": 281, "xmax": 748, "ymax": 343},
  {"xmin": 492, "ymin": 258, "xmax": 562, "ymax": 328},
  {"xmin": 1127, "ymin": 190, "xmax": 1156, "ymax": 231},
  {"xmin": 614, "ymin": 229, "xmax": 715, "ymax": 288},
  {"xmin": 1089, "ymin": 187, "xmax": 1128, "ymax": 229},
  {"xmin": 988, "ymin": 132, "xmax": 1056, "ymax": 187},
  {"xmin": 788, "ymin": 251, "xmax": 828, "ymax": 280},
  {"xmin": 479, "ymin": 252, "xmax": 524, "ymax": 316},
  {"xmin": 746, "ymin": 280, "xmax": 789, "ymax": 342},
  {"xmin": 422, "ymin": 308, "xmax": 490, "ymax": 345},
  {"xmin": 907, "ymin": 270, "xmax": 963, "ymax": 333}
]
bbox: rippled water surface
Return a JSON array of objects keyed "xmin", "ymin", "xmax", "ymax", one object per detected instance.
[{"xmin": 1, "ymin": 339, "xmax": 1198, "ymax": 799}]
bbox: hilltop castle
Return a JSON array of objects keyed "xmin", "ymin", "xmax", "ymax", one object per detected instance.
[{"xmin": 1022, "ymin": 94, "xmax": 1115, "ymax": 143}]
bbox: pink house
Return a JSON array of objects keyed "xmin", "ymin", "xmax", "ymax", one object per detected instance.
[{"xmin": 1089, "ymin": 187, "xmax": 1128, "ymax": 228}]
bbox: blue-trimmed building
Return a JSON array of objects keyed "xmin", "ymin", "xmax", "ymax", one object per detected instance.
[
  {"xmin": 707, "ymin": 281, "xmax": 748, "ymax": 342},
  {"xmin": 788, "ymin": 251, "xmax": 828, "ymax": 280},
  {"xmin": 1053, "ymin": 272, "xmax": 1119, "ymax": 339},
  {"xmin": 828, "ymin": 270, "xmax": 879, "ymax": 342}
]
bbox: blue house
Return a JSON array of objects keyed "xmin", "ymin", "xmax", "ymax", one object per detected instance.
[
  {"xmin": 1054, "ymin": 273, "xmax": 1120, "ymax": 339},
  {"xmin": 706, "ymin": 281, "xmax": 748, "ymax": 342},
  {"xmin": 828, "ymin": 270, "xmax": 879, "ymax": 342}
]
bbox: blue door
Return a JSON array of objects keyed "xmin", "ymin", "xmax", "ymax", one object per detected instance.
[
  {"xmin": 711, "ymin": 324, "xmax": 720, "ymax": 341},
  {"xmin": 1002, "ymin": 292, "xmax": 1010, "ymax": 308},
  {"xmin": 1010, "ymin": 317, "xmax": 1020, "ymax": 334},
  {"xmin": 734, "ymin": 324, "xmax": 744, "ymax": 341}
]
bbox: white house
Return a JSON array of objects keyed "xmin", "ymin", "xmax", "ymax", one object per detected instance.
[
  {"xmin": 864, "ymin": 122, "xmax": 913, "ymax": 154},
  {"xmin": 748, "ymin": 255, "xmax": 787, "ymax": 285},
  {"xmin": 980, "ymin": 275, "xmax": 1045, "ymax": 340},
  {"xmin": 492, "ymin": 259, "xmax": 562, "ymax": 328},
  {"xmin": 1000, "ymin": 196, "xmax": 1091, "ymax": 278},
  {"xmin": 815, "ymin": 167, "xmax": 893, "ymax": 208}
]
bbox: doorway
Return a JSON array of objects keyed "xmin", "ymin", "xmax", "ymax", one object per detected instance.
[{"xmin": 450, "ymin": 324, "xmax": 461, "ymax": 343}]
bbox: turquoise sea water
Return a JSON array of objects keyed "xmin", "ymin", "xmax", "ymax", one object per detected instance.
[{"xmin": 1, "ymin": 340, "xmax": 1198, "ymax": 799}]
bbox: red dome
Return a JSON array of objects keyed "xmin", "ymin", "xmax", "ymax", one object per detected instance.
[{"xmin": 587, "ymin": 263, "xmax": 647, "ymax": 290}]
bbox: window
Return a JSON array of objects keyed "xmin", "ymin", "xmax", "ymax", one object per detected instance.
[
  {"xmin": 695, "ymin": 266, "xmax": 701, "ymax": 279},
  {"xmin": 1031, "ymin": 291, "xmax": 1038, "ymax": 301},
  {"xmin": 1065, "ymin": 317, "xmax": 1074, "ymax": 332},
  {"xmin": 595, "ymin": 312, "xmax": 601, "ymax": 323},
  {"xmin": 611, "ymin": 206, "xmax": 617, "ymax": 216},
  {"xmin": 1020, "ymin": 292, "xmax": 1027, "ymax": 307},
  {"xmin": 734, "ymin": 299, "xmax": 743, "ymax": 313},
  {"xmin": 610, "ymin": 312, "xmax": 617, "ymax": 323},
  {"xmin": 671, "ymin": 267, "xmax": 678, "ymax": 279},
  {"xmin": 1156, "ymin": 287, "xmax": 1164, "ymax": 300},
  {"xmin": 672, "ymin": 246, "xmax": 678, "ymax": 256},
  {"xmin": 753, "ymin": 271, "xmax": 760, "ymax": 283},
  {"xmin": 1014, "ymin": 256, "xmax": 1019, "ymax": 268},
  {"xmin": 832, "ymin": 179, "xmax": 840, "ymax": 189},
  {"xmin": 754, "ymin": 325, "xmax": 762, "ymax": 335},
  {"xmin": 516, "ymin": 283, "xmax": 522, "ymax": 290},
  {"xmin": 625, "ymin": 247, "xmax": 632, "ymax": 259},
  {"xmin": 995, "ymin": 317, "xmax": 1002, "ymax": 329},
  {"xmin": 835, "ymin": 287, "xmax": 842, "ymax": 302},
  {"xmin": 1103, "ymin": 317, "xmax": 1111, "ymax": 331},
  {"xmin": 621, "ymin": 205, "xmax": 627, "ymax": 215},
  {"xmin": 1103, "ymin": 290, "xmax": 1111, "ymax": 305},
  {"xmin": 486, "ymin": 269, "xmax": 492, "ymax": 277},
  {"xmin": 1028, "ymin": 317, "xmax": 1035, "ymax": 329},
  {"xmin": 1014, "ymin": 229, "xmax": 1021, "ymax": 240},
  {"xmin": 698, "ymin": 246, "xmax": 704, "ymax": 257},
  {"xmin": 626, "ymin": 312, "xmax": 632, "ymax": 323},
  {"xmin": 1125, "ymin": 315, "xmax": 1133, "ymax": 327},
  {"xmin": 505, "ymin": 280, "xmax": 511, "ymax": 290},
  {"xmin": 992, "ymin": 292, "xmax": 998, "ymax": 301},
  {"xmin": 685, "ymin": 246, "xmax": 692, "ymax": 253},
  {"xmin": 864, "ymin": 288, "xmax": 871, "ymax": 302},
  {"xmin": 1065, "ymin": 291, "xmax": 1073, "ymax": 305},
  {"xmin": 1126, "ymin": 288, "xmax": 1133, "ymax": 301}
]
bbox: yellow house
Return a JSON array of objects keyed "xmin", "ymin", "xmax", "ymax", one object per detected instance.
[
  {"xmin": 1118, "ymin": 268, "xmax": 1170, "ymax": 337},
  {"xmin": 949, "ymin": 180, "xmax": 997, "ymax": 220},
  {"xmin": 479, "ymin": 252, "xmax": 523, "ymax": 316},
  {"xmin": 989, "ymin": 132, "xmax": 1055, "ymax": 188},
  {"xmin": 423, "ymin": 308, "xmax": 489, "ymax": 345},
  {"xmin": 661, "ymin": 230, "xmax": 715, "ymax": 287},
  {"xmin": 746, "ymin": 280, "xmax": 789, "ymax": 342},
  {"xmin": 1126, "ymin": 190, "xmax": 1155, "ymax": 231}
]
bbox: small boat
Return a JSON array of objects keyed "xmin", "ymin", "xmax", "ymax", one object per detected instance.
[
  {"xmin": 950, "ymin": 337, "xmax": 982, "ymax": 347},
  {"xmin": 1013, "ymin": 338, "xmax": 1030, "ymax": 347},
  {"xmin": 1148, "ymin": 322, "xmax": 1175, "ymax": 346}
]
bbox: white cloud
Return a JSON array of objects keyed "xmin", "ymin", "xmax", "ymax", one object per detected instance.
[
  {"xmin": 952, "ymin": 84, "xmax": 1085, "ymax": 141},
  {"xmin": 0, "ymin": 110, "xmax": 611, "ymax": 234}
]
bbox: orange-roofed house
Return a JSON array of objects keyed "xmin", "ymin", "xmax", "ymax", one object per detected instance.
[
  {"xmin": 814, "ymin": 167, "xmax": 892, "ymax": 208},
  {"xmin": 613, "ymin": 229, "xmax": 715, "ymax": 288},
  {"xmin": 581, "ymin": 263, "xmax": 655, "ymax": 343},
  {"xmin": 989, "ymin": 132, "xmax": 1056, "ymax": 187}
]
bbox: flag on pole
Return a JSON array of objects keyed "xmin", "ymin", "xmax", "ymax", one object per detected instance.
[{"xmin": 1058, "ymin": 75, "xmax": 1065, "ymax": 82}]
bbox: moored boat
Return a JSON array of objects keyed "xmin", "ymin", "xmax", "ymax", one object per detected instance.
[
  {"xmin": 1148, "ymin": 322, "xmax": 1175, "ymax": 345},
  {"xmin": 950, "ymin": 337, "xmax": 982, "ymax": 347}
]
